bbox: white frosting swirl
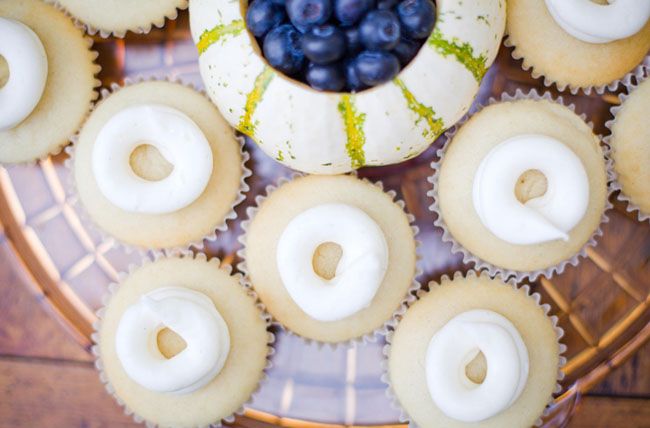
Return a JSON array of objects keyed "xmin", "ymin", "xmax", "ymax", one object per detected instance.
[
  {"xmin": 92, "ymin": 104, "xmax": 213, "ymax": 214},
  {"xmin": 472, "ymin": 134, "xmax": 589, "ymax": 245},
  {"xmin": 545, "ymin": 0, "xmax": 650, "ymax": 44},
  {"xmin": 0, "ymin": 17, "xmax": 48, "ymax": 131},
  {"xmin": 115, "ymin": 287, "xmax": 230, "ymax": 394},
  {"xmin": 276, "ymin": 203, "xmax": 388, "ymax": 322},
  {"xmin": 426, "ymin": 310, "xmax": 529, "ymax": 422}
]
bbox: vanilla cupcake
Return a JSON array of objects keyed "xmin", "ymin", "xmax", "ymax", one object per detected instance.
[
  {"xmin": 94, "ymin": 255, "xmax": 271, "ymax": 427},
  {"xmin": 71, "ymin": 80, "xmax": 249, "ymax": 250},
  {"xmin": 506, "ymin": 0, "xmax": 650, "ymax": 93},
  {"xmin": 432, "ymin": 93, "xmax": 609, "ymax": 279},
  {"xmin": 54, "ymin": 0, "xmax": 188, "ymax": 37},
  {"xmin": 241, "ymin": 174, "xmax": 418, "ymax": 344},
  {"xmin": 0, "ymin": 0, "xmax": 98, "ymax": 164},
  {"xmin": 386, "ymin": 271, "xmax": 564, "ymax": 428},
  {"xmin": 607, "ymin": 72, "xmax": 650, "ymax": 221}
]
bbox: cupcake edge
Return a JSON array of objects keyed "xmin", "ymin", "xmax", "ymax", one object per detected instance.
[
  {"xmin": 64, "ymin": 76, "xmax": 252, "ymax": 255},
  {"xmin": 380, "ymin": 269, "xmax": 567, "ymax": 427},
  {"xmin": 91, "ymin": 250, "xmax": 276, "ymax": 428},
  {"xmin": 604, "ymin": 66, "xmax": 650, "ymax": 223},
  {"xmin": 47, "ymin": 0, "xmax": 188, "ymax": 38},
  {"xmin": 237, "ymin": 172, "xmax": 422, "ymax": 348},
  {"xmin": 427, "ymin": 88, "xmax": 614, "ymax": 282}
]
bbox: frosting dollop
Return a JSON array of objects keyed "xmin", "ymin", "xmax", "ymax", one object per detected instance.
[
  {"xmin": 0, "ymin": 17, "xmax": 48, "ymax": 131},
  {"xmin": 545, "ymin": 0, "xmax": 650, "ymax": 44},
  {"xmin": 276, "ymin": 203, "xmax": 388, "ymax": 322},
  {"xmin": 472, "ymin": 134, "xmax": 589, "ymax": 245},
  {"xmin": 426, "ymin": 309, "xmax": 529, "ymax": 422},
  {"xmin": 92, "ymin": 104, "xmax": 213, "ymax": 214},
  {"xmin": 115, "ymin": 287, "xmax": 230, "ymax": 394}
]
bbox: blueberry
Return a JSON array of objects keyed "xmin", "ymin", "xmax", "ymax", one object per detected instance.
[
  {"xmin": 286, "ymin": 0, "xmax": 332, "ymax": 29},
  {"xmin": 301, "ymin": 25, "xmax": 347, "ymax": 64},
  {"xmin": 344, "ymin": 26, "xmax": 362, "ymax": 55},
  {"xmin": 392, "ymin": 37, "xmax": 420, "ymax": 65},
  {"xmin": 306, "ymin": 62, "xmax": 346, "ymax": 91},
  {"xmin": 334, "ymin": 0, "xmax": 374, "ymax": 26},
  {"xmin": 263, "ymin": 24, "xmax": 305, "ymax": 75},
  {"xmin": 376, "ymin": 0, "xmax": 397, "ymax": 9},
  {"xmin": 353, "ymin": 50, "xmax": 400, "ymax": 86},
  {"xmin": 270, "ymin": 0, "xmax": 286, "ymax": 4},
  {"xmin": 246, "ymin": 0, "xmax": 287, "ymax": 37},
  {"xmin": 359, "ymin": 10, "xmax": 401, "ymax": 51},
  {"xmin": 345, "ymin": 59, "xmax": 367, "ymax": 91},
  {"xmin": 396, "ymin": 0, "xmax": 435, "ymax": 40}
]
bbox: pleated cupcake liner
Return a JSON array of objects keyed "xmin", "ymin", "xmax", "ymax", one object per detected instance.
[
  {"xmin": 380, "ymin": 269, "xmax": 567, "ymax": 428},
  {"xmin": 47, "ymin": 0, "xmax": 188, "ymax": 38},
  {"xmin": 91, "ymin": 250, "xmax": 276, "ymax": 428},
  {"xmin": 64, "ymin": 75, "xmax": 252, "ymax": 255},
  {"xmin": 427, "ymin": 89, "xmax": 614, "ymax": 282},
  {"xmin": 504, "ymin": 36, "xmax": 650, "ymax": 95},
  {"xmin": 237, "ymin": 173, "xmax": 422, "ymax": 348},
  {"xmin": 603, "ymin": 66, "xmax": 650, "ymax": 223},
  {"xmin": 1, "ymin": 0, "xmax": 101, "ymax": 166}
]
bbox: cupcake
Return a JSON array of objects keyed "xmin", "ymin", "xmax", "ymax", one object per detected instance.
[
  {"xmin": 71, "ymin": 80, "xmax": 249, "ymax": 250},
  {"xmin": 0, "ymin": 0, "xmax": 98, "ymax": 164},
  {"xmin": 607, "ymin": 72, "xmax": 650, "ymax": 221},
  {"xmin": 386, "ymin": 271, "xmax": 564, "ymax": 428},
  {"xmin": 94, "ymin": 254, "xmax": 271, "ymax": 427},
  {"xmin": 241, "ymin": 174, "xmax": 418, "ymax": 343},
  {"xmin": 506, "ymin": 0, "xmax": 650, "ymax": 93},
  {"xmin": 54, "ymin": 0, "xmax": 188, "ymax": 37},
  {"xmin": 432, "ymin": 93, "xmax": 609, "ymax": 280}
]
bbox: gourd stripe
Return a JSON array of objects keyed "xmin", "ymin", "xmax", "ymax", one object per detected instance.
[
  {"xmin": 338, "ymin": 95, "xmax": 366, "ymax": 169},
  {"xmin": 394, "ymin": 78, "xmax": 445, "ymax": 140},
  {"xmin": 427, "ymin": 28, "xmax": 488, "ymax": 82},
  {"xmin": 197, "ymin": 20, "xmax": 245, "ymax": 54},
  {"xmin": 237, "ymin": 66, "xmax": 275, "ymax": 138}
]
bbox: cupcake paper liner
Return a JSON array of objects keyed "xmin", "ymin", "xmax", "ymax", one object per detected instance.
[
  {"xmin": 427, "ymin": 89, "xmax": 614, "ymax": 282},
  {"xmin": 237, "ymin": 173, "xmax": 422, "ymax": 348},
  {"xmin": 504, "ymin": 36, "xmax": 650, "ymax": 96},
  {"xmin": 48, "ymin": 0, "xmax": 188, "ymax": 38},
  {"xmin": 91, "ymin": 250, "xmax": 276, "ymax": 428},
  {"xmin": 380, "ymin": 269, "xmax": 567, "ymax": 428},
  {"xmin": 604, "ymin": 66, "xmax": 650, "ymax": 223},
  {"xmin": 64, "ymin": 76, "xmax": 252, "ymax": 255}
]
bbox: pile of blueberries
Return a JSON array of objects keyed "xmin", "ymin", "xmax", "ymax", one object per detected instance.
[{"xmin": 246, "ymin": 0, "xmax": 437, "ymax": 92}]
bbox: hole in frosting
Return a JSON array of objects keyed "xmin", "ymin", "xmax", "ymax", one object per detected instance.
[
  {"xmin": 312, "ymin": 242, "xmax": 343, "ymax": 281},
  {"xmin": 129, "ymin": 144, "xmax": 174, "ymax": 181},
  {"xmin": 515, "ymin": 169, "xmax": 548, "ymax": 204},
  {"xmin": 0, "ymin": 55, "xmax": 8, "ymax": 89},
  {"xmin": 156, "ymin": 327, "xmax": 187, "ymax": 359},
  {"xmin": 465, "ymin": 350, "xmax": 487, "ymax": 385}
]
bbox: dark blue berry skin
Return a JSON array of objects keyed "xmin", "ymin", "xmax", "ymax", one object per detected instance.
[
  {"xmin": 301, "ymin": 25, "xmax": 347, "ymax": 64},
  {"xmin": 392, "ymin": 37, "xmax": 420, "ymax": 65},
  {"xmin": 270, "ymin": 0, "xmax": 287, "ymax": 4},
  {"xmin": 353, "ymin": 50, "xmax": 400, "ymax": 86},
  {"xmin": 376, "ymin": 0, "xmax": 397, "ymax": 9},
  {"xmin": 246, "ymin": 0, "xmax": 287, "ymax": 37},
  {"xmin": 344, "ymin": 26, "xmax": 362, "ymax": 55},
  {"xmin": 306, "ymin": 62, "xmax": 346, "ymax": 91},
  {"xmin": 396, "ymin": 0, "xmax": 436, "ymax": 40},
  {"xmin": 263, "ymin": 24, "xmax": 306, "ymax": 75},
  {"xmin": 359, "ymin": 10, "xmax": 401, "ymax": 51},
  {"xmin": 345, "ymin": 59, "xmax": 368, "ymax": 91},
  {"xmin": 334, "ymin": 0, "xmax": 374, "ymax": 26},
  {"xmin": 286, "ymin": 0, "xmax": 332, "ymax": 29}
]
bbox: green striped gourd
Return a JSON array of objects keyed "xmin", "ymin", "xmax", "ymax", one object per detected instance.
[{"xmin": 190, "ymin": 0, "xmax": 506, "ymax": 174}]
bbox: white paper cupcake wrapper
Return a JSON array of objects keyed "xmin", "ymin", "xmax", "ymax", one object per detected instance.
[
  {"xmin": 64, "ymin": 76, "xmax": 252, "ymax": 255},
  {"xmin": 2, "ymin": 1, "xmax": 101, "ymax": 166},
  {"xmin": 504, "ymin": 36, "xmax": 650, "ymax": 95},
  {"xmin": 91, "ymin": 250, "xmax": 275, "ymax": 428},
  {"xmin": 603, "ymin": 66, "xmax": 650, "ymax": 223},
  {"xmin": 380, "ymin": 269, "xmax": 567, "ymax": 428},
  {"xmin": 237, "ymin": 173, "xmax": 422, "ymax": 348},
  {"xmin": 428, "ymin": 89, "xmax": 614, "ymax": 282},
  {"xmin": 48, "ymin": 0, "xmax": 188, "ymax": 38}
]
